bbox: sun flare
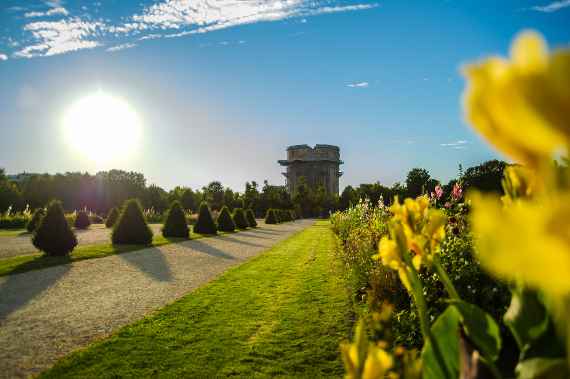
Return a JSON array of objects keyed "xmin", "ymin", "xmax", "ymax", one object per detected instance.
[{"xmin": 63, "ymin": 92, "xmax": 141, "ymax": 163}]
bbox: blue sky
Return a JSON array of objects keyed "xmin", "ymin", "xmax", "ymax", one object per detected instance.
[{"xmin": 1, "ymin": 0, "xmax": 569, "ymax": 191}]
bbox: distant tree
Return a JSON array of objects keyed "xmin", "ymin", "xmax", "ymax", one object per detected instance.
[
  {"xmin": 244, "ymin": 181, "xmax": 260, "ymax": 211},
  {"xmin": 112, "ymin": 199, "xmax": 153, "ymax": 245},
  {"xmin": 217, "ymin": 206, "xmax": 236, "ymax": 232},
  {"xmin": 246, "ymin": 209, "xmax": 257, "ymax": 227},
  {"xmin": 144, "ymin": 184, "xmax": 169, "ymax": 213},
  {"xmin": 223, "ymin": 188, "xmax": 236, "ymax": 211},
  {"xmin": 0, "ymin": 179, "xmax": 23, "ymax": 212},
  {"xmin": 233, "ymin": 208, "xmax": 249, "ymax": 229},
  {"xmin": 292, "ymin": 177, "xmax": 313, "ymax": 218},
  {"xmin": 461, "ymin": 160, "xmax": 507, "ymax": 194},
  {"xmin": 105, "ymin": 207, "xmax": 120, "ymax": 228},
  {"xmin": 180, "ymin": 188, "xmax": 196, "ymax": 212},
  {"xmin": 74, "ymin": 210, "xmax": 91, "ymax": 229},
  {"xmin": 405, "ymin": 168, "xmax": 431, "ymax": 198},
  {"xmin": 202, "ymin": 181, "xmax": 225, "ymax": 210},
  {"xmin": 339, "ymin": 185, "xmax": 357, "ymax": 210},
  {"xmin": 32, "ymin": 200, "xmax": 78, "ymax": 256},
  {"xmin": 194, "ymin": 201, "xmax": 217, "ymax": 234}
]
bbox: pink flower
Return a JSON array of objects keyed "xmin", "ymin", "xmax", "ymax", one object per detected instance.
[
  {"xmin": 435, "ymin": 184, "xmax": 443, "ymax": 200},
  {"xmin": 444, "ymin": 202, "xmax": 452, "ymax": 209},
  {"xmin": 452, "ymin": 183, "xmax": 463, "ymax": 201}
]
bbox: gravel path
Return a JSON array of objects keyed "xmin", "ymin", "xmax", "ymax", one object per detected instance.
[
  {"xmin": 0, "ymin": 220, "xmax": 313, "ymax": 378},
  {"xmin": 0, "ymin": 224, "xmax": 164, "ymax": 259}
]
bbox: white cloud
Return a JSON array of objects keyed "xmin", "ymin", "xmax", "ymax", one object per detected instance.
[
  {"xmin": 440, "ymin": 140, "xmax": 469, "ymax": 148},
  {"xmin": 8, "ymin": 0, "xmax": 378, "ymax": 59},
  {"xmin": 106, "ymin": 43, "xmax": 137, "ymax": 52},
  {"xmin": 347, "ymin": 81, "xmax": 369, "ymax": 88},
  {"xmin": 0, "ymin": 54, "xmax": 8, "ymax": 61},
  {"xmin": 531, "ymin": 0, "xmax": 570, "ymax": 12},
  {"xmin": 14, "ymin": 18, "xmax": 104, "ymax": 58},
  {"xmin": 24, "ymin": 7, "xmax": 69, "ymax": 18}
]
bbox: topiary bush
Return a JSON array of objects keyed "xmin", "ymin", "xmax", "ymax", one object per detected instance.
[
  {"xmin": 105, "ymin": 207, "xmax": 120, "ymax": 228},
  {"xmin": 233, "ymin": 208, "xmax": 249, "ymax": 229},
  {"xmin": 112, "ymin": 199, "xmax": 153, "ymax": 245},
  {"xmin": 90, "ymin": 214, "xmax": 104, "ymax": 224},
  {"xmin": 290, "ymin": 209, "xmax": 297, "ymax": 220},
  {"xmin": 162, "ymin": 201, "xmax": 189, "ymax": 238},
  {"xmin": 74, "ymin": 210, "xmax": 91, "ymax": 229},
  {"xmin": 27, "ymin": 208, "xmax": 45, "ymax": 232},
  {"xmin": 194, "ymin": 202, "xmax": 217, "ymax": 235},
  {"xmin": 32, "ymin": 200, "xmax": 78, "ymax": 256},
  {"xmin": 265, "ymin": 208, "xmax": 278, "ymax": 224},
  {"xmin": 217, "ymin": 206, "xmax": 236, "ymax": 232},
  {"xmin": 246, "ymin": 209, "xmax": 257, "ymax": 228}
]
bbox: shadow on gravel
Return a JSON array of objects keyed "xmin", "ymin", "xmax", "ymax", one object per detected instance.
[
  {"xmin": 119, "ymin": 247, "xmax": 173, "ymax": 282},
  {"xmin": 189, "ymin": 240, "xmax": 236, "ymax": 260},
  {"xmin": 250, "ymin": 229, "xmax": 281, "ymax": 235},
  {"xmin": 0, "ymin": 258, "xmax": 71, "ymax": 320},
  {"xmin": 216, "ymin": 235, "xmax": 265, "ymax": 248}
]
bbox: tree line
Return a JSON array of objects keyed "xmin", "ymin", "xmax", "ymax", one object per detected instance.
[{"xmin": 0, "ymin": 159, "xmax": 508, "ymax": 218}]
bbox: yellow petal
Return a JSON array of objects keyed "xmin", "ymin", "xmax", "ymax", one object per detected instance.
[{"xmin": 511, "ymin": 30, "xmax": 548, "ymax": 74}]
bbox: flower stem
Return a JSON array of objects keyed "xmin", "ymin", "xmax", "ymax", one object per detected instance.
[
  {"xmin": 432, "ymin": 254, "xmax": 460, "ymax": 300},
  {"xmin": 403, "ymin": 251, "xmax": 452, "ymax": 379}
]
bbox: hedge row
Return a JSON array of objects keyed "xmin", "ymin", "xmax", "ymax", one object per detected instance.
[{"xmin": 264, "ymin": 209, "xmax": 297, "ymax": 224}]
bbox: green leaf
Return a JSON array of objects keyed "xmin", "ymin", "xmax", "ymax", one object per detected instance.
[
  {"xmin": 450, "ymin": 300, "xmax": 502, "ymax": 361},
  {"xmin": 516, "ymin": 358, "xmax": 569, "ymax": 379},
  {"xmin": 503, "ymin": 287, "xmax": 549, "ymax": 354},
  {"xmin": 422, "ymin": 307, "xmax": 460, "ymax": 379}
]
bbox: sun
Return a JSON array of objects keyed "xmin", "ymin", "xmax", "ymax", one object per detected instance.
[{"xmin": 63, "ymin": 92, "xmax": 141, "ymax": 163}]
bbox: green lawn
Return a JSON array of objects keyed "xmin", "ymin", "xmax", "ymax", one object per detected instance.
[
  {"xmin": 0, "ymin": 226, "xmax": 229, "ymax": 277},
  {"xmin": 0, "ymin": 229, "xmax": 27, "ymax": 237},
  {"xmin": 41, "ymin": 221, "xmax": 351, "ymax": 378}
]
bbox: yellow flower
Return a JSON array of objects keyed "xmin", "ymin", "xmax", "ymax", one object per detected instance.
[
  {"xmin": 462, "ymin": 30, "xmax": 570, "ymax": 167},
  {"xmin": 470, "ymin": 191, "xmax": 570, "ymax": 297},
  {"xmin": 362, "ymin": 345, "xmax": 394, "ymax": 379},
  {"xmin": 377, "ymin": 237, "xmax": 402, "ymax": 270}
]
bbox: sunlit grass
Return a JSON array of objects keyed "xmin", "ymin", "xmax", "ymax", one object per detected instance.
[{"xmin": 41, "ymin": 221, "xmax": 351, "ymax": 378}]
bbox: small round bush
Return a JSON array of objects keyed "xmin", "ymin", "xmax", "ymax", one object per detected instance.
[
  {"xmin": 217, "ymin": 206, "xmax": 236, "ymax": 232},
  {"xmin": 194, "ymin": 202, "xmax": 217, "ymax": 235},
  {"xmin": 265, "ymin": 209, "xmax": 278, "ymax": 224},
  {"xmin": 32, "ymin": 200, "xmax": 78, "ymax": 256},
  {"xmin": 246, "ymin": 209, "xmax": 257, "ymax": 228},
  {"xmin": 112, "ymin": 199, "xmax": 153, "ymax": 245},
  {"xmin": 27, "ymin": 208, "xmax": 45, "ymax": 232},
  {"xmin": 74, "ymin": 210, "xmax": 91, "ymax": 229},
  {"xmin": 233, "ymin": 208, "xmax": 249, "ymax": 229},
  {"xmin": 105, "ymin": 207, "xmax": 120, "ymax": 228},
  {"xmin": 162, "ymin": 201, "xmax": 189, "ymax": 238}
]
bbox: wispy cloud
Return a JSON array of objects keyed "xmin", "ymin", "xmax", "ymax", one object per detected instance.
[
  {"xmin": 531, "ymin": 0, "xmax": 570, "ymax": 12},
  {"xmin": 14, "ymin": 18, "xmax": 104, "ymax": 58},
  {"xmin": 0, "ymin": 54, "xmax": 8, "ymax": 61},
  {"xmin": 347, "ymin": 81, "xmax": 369, "ymax": 88},
  {"xmin": 6, "ymin": 0, "xmax": 379, "ymax": 59},
  {"xmin": 106, "ymin": 43, "xmax": 137, "ymax": 52},
  {"xmin": 440, "ymin": 140, "xmax": 469, "ymax": 149},
  {"xmin": 24, "ymin": 7, "xmax": 69, "ymax": 18}
]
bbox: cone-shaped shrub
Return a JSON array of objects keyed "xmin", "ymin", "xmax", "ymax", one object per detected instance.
[
  {"xmin": 217, "ymin": 206, "xmax": 235, "ymax": 232},
  {"xmin": 105, "ymin": 207, "xmax": 120, "ymax": 228},
  {"xmin": 282, "ymin": 210, "xmax": 292, "ymax": 222},
  {"xmin": 246, "ymin": 209, "xmax": 257, "ymax": 228},
  {"xmin": 32, "ymin": 200, "xmax": 78, "ymax": 256},
  {"xmin": 27, "ymin": 208, "xmax": 45, "ymax": 232},
  {"xmin": 194, "ymin": 202, "xmax": 217, "ymax": 235},
  {"xmin": 112, "ymin": 199, "xmax": 153, "ymax": 245},
  {"xmin": 74, "ymin": 210, "xmax": 91, "ymax": 229},
  {"xmin": 290, "ymin": 209, "xmax": 297, "ymax": 220},
  {"xmin": 162, "ymin": 201, "xmax": 189, "ymax": 238},
  {"xmin": 265, "ymin": 208, "xmax": 278, "ymax": 224},
  {"xmin": 233, "ymin": 208, "xmax": 248, "ymax": 229}
]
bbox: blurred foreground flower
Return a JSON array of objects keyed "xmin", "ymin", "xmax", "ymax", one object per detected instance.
[{"xmin": 463, "ymin": 30, "xmax": 570, "ymax": 168}]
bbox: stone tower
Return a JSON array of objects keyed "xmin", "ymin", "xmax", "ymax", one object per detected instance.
[{"xmin": 278, "ymin": 144, "xmax": 343, "ymax": 195}]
